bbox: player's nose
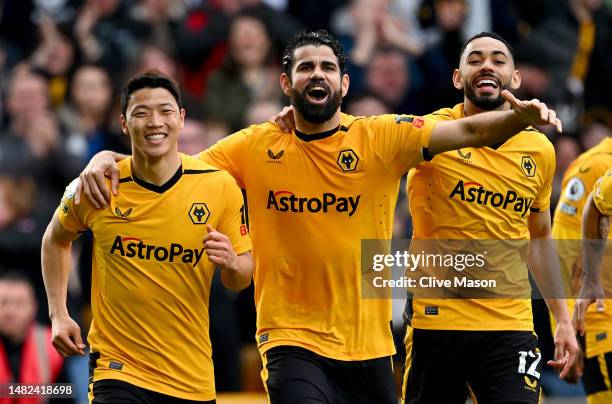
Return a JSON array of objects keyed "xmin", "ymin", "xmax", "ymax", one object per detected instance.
[{"xmin": 146, "ymin": 111, "xmax": 163, "ymax": 127}]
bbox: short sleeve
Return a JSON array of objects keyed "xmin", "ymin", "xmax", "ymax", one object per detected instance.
[
  {"xmin": 216, "ymin": 174, "xmax": 252, "ymax": 255},
  {"xmin": 367, "ymin": 114, "xmax": 436, "ymax": 177},
  {"xmin": 56, "ymin": 178, "xmax": 98, "ymax": 233},
  {"xmin": 532, "ymin": 142, "xmax": 556, "ymax": 212},
  {"xmin": 594, "ymin": 170, "xmax": 612, "ymax": 216},
  {"xmin": 198, "ymin": 128, "xmax": 251, "ymax": 187}
]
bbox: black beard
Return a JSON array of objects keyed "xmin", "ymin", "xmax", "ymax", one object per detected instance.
[
  {"xmin": 465, "ymin": 82, "xmax": 509, "ymax": 110},
  {"xmin": 290, "ymin": 84, "xmax": 342, "ymax": 124}
]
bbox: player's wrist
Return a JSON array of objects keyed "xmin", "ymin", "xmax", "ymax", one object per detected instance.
[
  {"xmin": 225, "ymin": 253, "xmax": 240, "ymax": 273},
  {"xmin": 49, "ymin": 309, "xmax": 70, "ymax": 321}
]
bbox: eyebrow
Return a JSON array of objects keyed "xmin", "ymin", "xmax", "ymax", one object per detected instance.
[
  {"xmin": 131, "ymin": 102, "xmax": 176, "ymax": 111},
  {"xmin": 467, "ymin": 50, "xmax": 509, "ymax": 59},
  {"xmin": 295, "ymin": 59, "xmax": 339, "ymax": 68}
]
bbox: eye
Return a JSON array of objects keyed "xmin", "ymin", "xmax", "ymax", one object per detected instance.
[
  {"xmin": 468, "ymin": 60, "xmax": 480, "ymax": 65},
  {"xmin": 133, "ymin": 112, "xmax": 147, "ymax": 117},
  {"xmin": 494, "ymin": 60, "xmax": 506, "ymax": 65}
]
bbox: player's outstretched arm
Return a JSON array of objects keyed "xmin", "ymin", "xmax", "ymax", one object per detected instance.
[
  {"xmin": 41, "ymin": 213, "xmax": 87, "ymax": 357},
  {"xmin": 428, "ymin": 91, "xmax": 562, "ymax": 155},
  {"xmin": 204, "ymin": 225, "xmax": 253, "ymax": 291},
  {"xmin": 527, "ymin": 210, "xmax": 579, "ymax": 380},
  {"xmin": 76, "ymin": 151, "xmax": 128, "ymax": 209},
  {"xmin": 574, "ymin": 194, "xmax": 607, "ymax": 335}
]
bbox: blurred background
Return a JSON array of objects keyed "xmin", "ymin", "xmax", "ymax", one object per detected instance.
[{"xmin": 0, "ymin": 0, "xmax": 610, "ymax": 402}]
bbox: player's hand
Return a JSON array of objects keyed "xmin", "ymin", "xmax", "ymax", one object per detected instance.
[
  {"xmin": 573, "ymin": 278, "xmax": 605, "ymax": 336},
  {"xmin": 547, "ymin": 321, "xmax": 579, "ymax": 379},
  {"xmin": 502, "ymin": 90, "xmax": 562, "ymax": 133},
  {"xmin": 270, "ymin": 105, "xmax": 295, "ymax": 133},
  {"xmin": 51, "ymin": 314, "xmax": 86, "ymax": 357},
  {"xmin": 564, "ymin": 346, "xmax": 584, "ymax": 384},
  {"xmin": 76, "ymin": 151, "xmax": 120, "ymax": 209},
  {"xmin": 204, "ymin": 225, "xmax": 239, "ymax": 272}
]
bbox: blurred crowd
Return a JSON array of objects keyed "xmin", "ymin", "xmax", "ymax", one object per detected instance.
[{"xmin": 0, "ymin": 0, "xmax": 611, "ymax": 399}]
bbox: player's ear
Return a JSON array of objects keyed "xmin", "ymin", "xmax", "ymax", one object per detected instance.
[
  {"xmin": 280, "ymin": 73, "xmax": 292, "ymax": 97},
  {"xmin": 120, "ymin": 115, "xmax": 129, "ymax": 136},
  {"xmin": 452, "ymin": 69, "xmax": 463, "ymax": 90},
  {"xmin": 510, "ymin": 69, "xmax": 521, "ymax": 90},
  {"xmin": 341, "ymin": 73, "xmax": 350, "ymax": 98},
  {"xmin": 179, "ymin": 108, "xmax": 185, "ymax": 130}
]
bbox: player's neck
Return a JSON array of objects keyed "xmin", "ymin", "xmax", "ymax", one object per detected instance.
[
  {"xmin": 294, "ymin": 110, "xmax": 341, "ymax": 135},
  {"xmin": 463, "ymin": 100, "xmax": 511, "ymax": 117},
  {"xmin": 131, "ymin": 151, "xmax": 182, "ymax": 186}
]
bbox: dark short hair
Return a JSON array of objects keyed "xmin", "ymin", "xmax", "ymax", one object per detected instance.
[
  {"xmin": 120, "ymin": 70, "xmax": 182, "ymax": 116},
  {"xmin": 459, "ymin": 32, "xmax": 515, "ymax": 64},
  {"xmin": 0, "ymin": 270, "xmax": 32, "ymax": 285},
  {"xmin": 282, "ymin": 30, "xmax": 347, "ymax": 78}
]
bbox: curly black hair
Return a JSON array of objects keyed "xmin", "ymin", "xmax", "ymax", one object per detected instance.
[{"xmin": 281, "ymin": 30, "xmax": 347, "ymax": 78}]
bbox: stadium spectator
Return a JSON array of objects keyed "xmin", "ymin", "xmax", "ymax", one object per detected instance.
[
  {"xmin": 415, "ymin": 0, "xmax": 476, "ymax": 111},
  {"xmin": 128, "ymin": 0, "xmax": 187, "ymax": 51},
  {"xmin": 177, "ymin": 118, "xmax": 214, "ymax": 156},
  {"xmin": 245, "ymin": 100, "xmax": 284, "ymax": 126},
  {"xmin": 581, "ymin": 121, "xmax": 611, "ymax": 150},
  {"xmin": 72, "ymin": 0, "xmax": 149, "ymax": 77},
  {"xmin": 174, "ymin": 0, "xmax": 300, "ymax": 97},
  {"xmin": 514, "ymin": 0, "xmax": 612, "ymax": 133},
  {"xmin": 203, "ymin": 12, "xmax": 283, "ymax": 132},
  {"xmin": 30, "ymin": 18, "xmax": 78, "ymax": 109},
  {"xmin": 364, "ymin": 47, "xmax": 424, "ymax": 114},
  {"xmin": 331, "ymin": 0, "xmax": 424, "ymax": 95},
  {"xmin": 0, "ymin": 271, "xmax": 72, "ymax": 403},
  {"xmin": 58, "ymin": 64, "xmax": 128, "ymax": 160}
]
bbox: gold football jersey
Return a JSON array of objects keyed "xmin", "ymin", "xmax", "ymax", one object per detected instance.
[
  {"xmin": 594, "ymin": 169, "xmax": 612, "ymax": 215},
  {"xmin": 58, "ymin": 154, "xmax": 251, "ymax": 400},
  {"xmin": 407, "ymin": 104, "xmax": 555, "ymax": 331},
  {"xmin": 199, "ymin": 113, "xmax": 435, "ymax": 360},
  {"xmin": 552, "ymin": 138, "xmax": 612, "ymax": 358}
]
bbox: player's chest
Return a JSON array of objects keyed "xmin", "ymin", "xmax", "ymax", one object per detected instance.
[
  {"xmin": 433, "ymin": 149, "xmax": 544, "ymax": 215},
  {"xmin": 245, "ymin": 139, "xmax": 383, "ymax": 194},
  {"xmin": 92, "ymin": 190, "xmax": 220, "ymax": 256}
]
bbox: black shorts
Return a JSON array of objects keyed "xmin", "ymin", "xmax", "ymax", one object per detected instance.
[
  {"xmin": 89, "ymin": 379, "xmax": 215, "ymax": 404},
  {"xmin": 402, "ymin": 328, "xmax": 542, "ymax": 404},
  {"xmin": 262, "ymin": 345, "xmax": 396, "ymax": 404},
  {"xmin": 583, "ymin": 351, "xmax": 612, "ymax": 400}
]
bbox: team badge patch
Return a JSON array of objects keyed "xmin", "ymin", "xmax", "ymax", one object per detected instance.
[
  {"xmin": 521, "ymin": 156, "xmax": 536, "ymax": 177},
  {"xmin": 337, "ymin": 149, "xmax": 359, "ymax": 172},
  {"xmin": 189, "ymin": 203, "xmax": 210, "ymax": 224}
]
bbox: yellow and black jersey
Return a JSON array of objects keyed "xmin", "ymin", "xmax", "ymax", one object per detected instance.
[
  {"xmin": 199, "ymin": 112, "xmax": 435, "ymax": 360},
  {"xmin": 57, "ymin": 154, "xmax": 251, "ymax": 401},
  {"xmin": 553, "ymin": 138, "xmax": 612, "ymax": 239},
  {"xmin": 407, "ymin": 103, "xmax": 556, "ymax": 331},
  {"xmin": 594, "ymin": 169, "xmax": 612, "ymax": 215},
  {"xmin": 551, "ymin": 138, "xmax": 612, "ymax": 358}
]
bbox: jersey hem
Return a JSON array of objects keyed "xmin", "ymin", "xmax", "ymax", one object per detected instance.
[
  {"xmin": 258, "ymin": 339, "xmax": 396, "ymax": 361},
  {"xmin": 92, "ymin": 372, "xmax": 215, "ymax": 401}
]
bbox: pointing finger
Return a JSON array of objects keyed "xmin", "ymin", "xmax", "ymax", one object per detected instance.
[{"xmin": 501, "ymin": 90, "xmax": 520, "ymax": 108}]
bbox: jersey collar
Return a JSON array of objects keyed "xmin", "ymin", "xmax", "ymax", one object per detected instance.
[
  {"xmin": 295, "ymin": 125, "xmax": 348, "ymax": 142},
  {"xmin": 131, "ymin": 164, "xmax": 183, "ymax": 193}
]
